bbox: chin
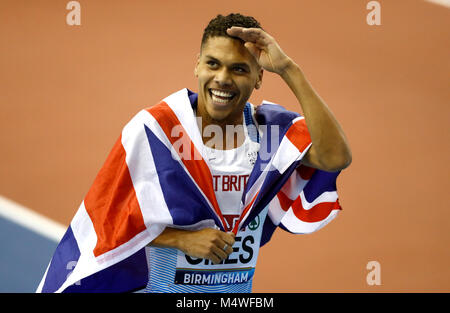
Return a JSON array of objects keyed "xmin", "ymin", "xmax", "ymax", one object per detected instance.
[{"xmin": 206, "ymin": 106, "xmax": 231, "ymax": 122}]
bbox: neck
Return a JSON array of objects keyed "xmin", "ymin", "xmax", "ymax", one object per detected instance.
[{"xmin": 195, "ymin": 105, "xmax": 246, "ymax": 150}]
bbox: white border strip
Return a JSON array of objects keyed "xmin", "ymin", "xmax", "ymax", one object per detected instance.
[
  {"xmin": 425, "ymin": 0, "xmax": 450, "ymax": 8},
  {"xmin": 0, "ymin": 195, "xmax": 66, "ymax": 242}
]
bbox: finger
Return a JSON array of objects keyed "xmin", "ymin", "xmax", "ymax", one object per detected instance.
[
  {"xmin": 243, "ymin": 28, "xmax": 272, "ymax": 46},
  {"xmin": 227, "ymin": 27, "xmax": 266, "ymax": 44},
  {"xmin": 220, "ymin": 232, "xmax": 236, "ymax": 246},
  {"xmin": 207, "ymin": 252, "xmax": 221, "ymax": 265},
  {"xmin": 224, "ymin": 244, "xmax": 234, "ymax": 255},
  {"xmin": 227, "ymin": 231, "xmax": 236, "ymax": 238},
  {"xmin": 211, "ymin": 245, "xmax": 228, "ymax": 264},
  {"xmin": 244, "ymin": 42, "xmax": 261, "ymax": 60},
  {"xmin": 217, "ymin": 239, "xmax": 234, "ymax": 256},
  {"xmin": 226, "ymin": 26, "xmax": 245, "ymax": 37},
  {"xmin": 228, "ymin": 26, "xmax": 263, "ymax": 37}
]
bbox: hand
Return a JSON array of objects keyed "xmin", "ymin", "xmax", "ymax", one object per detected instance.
[
  {"xmin": 178, "ymin": 228, "xmax": 236, "ymax": 264},
  {"xmin": 226, "ymin": 26, "xmax": 293, "ymax": 75}
]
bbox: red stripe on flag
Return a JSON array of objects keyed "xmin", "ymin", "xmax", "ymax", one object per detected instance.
[
  {"xmin": 147, "ymin": 102, "xmax": 226, "ymax": 229},
  {"xmin": 297, "ymin": 165, "xmax": 315, "ymax": 180},
  {"xmin": 276, "ymin": 191, "xmax": 294, "ymax": 212},
  {"xmin": 285, "ymin": 119, "xmax": 311, "ymax": 153},
  {"xmin": 84, "ymin": 135, "xmax": 147, "ymax": 257},
  {"xmin": 233, "ymin": 191, "xmax": 259, "ymax": 234},
  {"xmin": 291, "ymin": 197, "xmax": 341, "ymax": 223}
]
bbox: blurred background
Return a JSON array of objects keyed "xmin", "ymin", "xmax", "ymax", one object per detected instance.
[{"xmin": 0, "ymin": 0, "xmax": 449, "ymax": 292}]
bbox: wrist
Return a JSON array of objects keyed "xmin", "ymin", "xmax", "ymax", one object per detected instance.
[
  {"xmin": 149, "ymin": 227, "xmax": 188, "ymax": 251},
  {"xmin": 171, "ymin": 228, "xmax": 189, "ymax": 253},
  {"xmin": 279, "ymin": 60, "xmax": 310, "ymax": 103},
  {"xmin": 279, "ymin": 59, "xmax": 302, "ymax": 79}
]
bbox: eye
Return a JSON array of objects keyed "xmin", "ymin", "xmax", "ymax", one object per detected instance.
[
  {"xmin": 207, "ymin": 60, "xmax": 218, "ymax": 68},
  {"xmin": 233, "ymin": 67, "xmax": 247, "ymax": 73}
]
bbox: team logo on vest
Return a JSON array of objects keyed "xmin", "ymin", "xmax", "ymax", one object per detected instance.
[
  {"xmin": 248, "ymin": 215, "xmax": 260, "ymax": 231},
  {"xmin": 247, "ymin": 151, "xmax": 257, "ymax": 165}
]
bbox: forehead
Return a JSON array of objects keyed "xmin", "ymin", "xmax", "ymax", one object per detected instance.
[{"xmin": 200, "ymin": 36, "xmax": 256, "ymax": 65}]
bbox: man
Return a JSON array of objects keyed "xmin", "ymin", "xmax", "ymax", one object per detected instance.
[
  {"xmin": 144, "ymin": 13, "xmax": 351, "ymax": 292},
  {"xmin": 37, "ymin": 13, "xmax": 351, "ymax": 293}
]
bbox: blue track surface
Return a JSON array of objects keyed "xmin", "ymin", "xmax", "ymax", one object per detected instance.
[{"xmin": 0, "ymin": 216, "xmax": 58, "ymax": 292}]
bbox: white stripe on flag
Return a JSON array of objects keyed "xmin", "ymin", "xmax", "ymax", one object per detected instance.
[
  {"xmin": 122, "ymin": 109, "xmax": 174, "ymax": 233},
  {"xmin": 142, "ymin": 107, "xmax": 226, "ymax": 230},
  {"xmin": 56, "ymin": 201, "xmax": 99, "ymax": 292},
  {"xmin": 279, "ymin": 172, "xmax": 309, "ymax": 201},
  {"xmin": 267, "ymin": 195, "xmax": 285, "ymax": 225},
  {"xmin": 300, "ymin": 191, "xmax": 339, "ymax": 211},
  {"xmin": 164, "ymin": 88, "xmax": 206, "ymax": 159},
  {"xmin": 281, "ymin": 209, "xmax": 340, "ymax": 234}
]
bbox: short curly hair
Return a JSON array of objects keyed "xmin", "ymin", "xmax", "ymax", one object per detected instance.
[{"xmin": 201, "ymin": 13, "xmax": 263, "ymax": 49}]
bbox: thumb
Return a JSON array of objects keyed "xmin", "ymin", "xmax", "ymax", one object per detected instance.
[
  {"xmin": 244, "ymin": 42, "xmax": 261, "ymax": 60},
  {"xmin": 227, "ymin": 231, "xmax": 236, "ymax": 238}
]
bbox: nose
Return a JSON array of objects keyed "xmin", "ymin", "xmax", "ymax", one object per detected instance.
[{"xmin": 214, "ymin": 67, "xmax": 232, "ymax": 87}]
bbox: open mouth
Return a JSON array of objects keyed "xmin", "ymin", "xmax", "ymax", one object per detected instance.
[{"xmin": 208, "ymin": 88, "xmax": 236, "ymax": 105}]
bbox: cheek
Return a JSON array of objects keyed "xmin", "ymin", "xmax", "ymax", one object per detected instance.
[
  {"xmin": 238, "ymin": 81, "xmax": 254, "ymax": 96},
  {"xmin": 197, "ymin": 71, "xmax": 213, "ymax": 86}
]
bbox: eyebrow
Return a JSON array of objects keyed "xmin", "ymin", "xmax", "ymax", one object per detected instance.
[{"xmin": 205, "ymin": 55, "xmax": 251, "ymax": 69}]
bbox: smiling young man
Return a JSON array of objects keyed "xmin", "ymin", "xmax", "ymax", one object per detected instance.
[
  {"xmin": 143, "ymin": 13, "xmax": 351, "ymax": 293},
  {"xmin": 37, "ymin": 13, "xmax": 351, "ymax": 294}
]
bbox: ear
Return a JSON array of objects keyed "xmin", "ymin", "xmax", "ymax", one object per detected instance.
[{"xmin": 255, "ymin": 68, "xmax": 264, "ymax": 89}]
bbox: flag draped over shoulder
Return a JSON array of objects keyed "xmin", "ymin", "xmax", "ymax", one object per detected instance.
[{"xmin": 36, "ymin": 88, "xmax": 342, "ymax": 293}]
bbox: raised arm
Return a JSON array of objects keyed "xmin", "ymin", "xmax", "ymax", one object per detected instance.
[{"xmin": 227, "ymin": 27, "xmax": 352, "ymax": 172}]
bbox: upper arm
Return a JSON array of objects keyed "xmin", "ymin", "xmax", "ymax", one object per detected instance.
[
  {"xmin": 301, "ymin": 144, "xmax": 352, "ymax": 172},
  {"xmin": 300, "ymin": 144, "xmax": 323, "ymax": 170}
]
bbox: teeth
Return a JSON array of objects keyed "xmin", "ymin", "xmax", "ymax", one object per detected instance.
[
  {"xmin": 212, "ymin": 94, "xmax": 231, "ymax": 103},
  {"xmin": 210, "ymin": 89, "xmax": 234, "ymax": 98}
]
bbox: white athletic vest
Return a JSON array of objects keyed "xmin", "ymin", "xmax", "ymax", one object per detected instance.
[{"xmin": 144, "ymin": 103, "xmax": 267, "ymax": 293}]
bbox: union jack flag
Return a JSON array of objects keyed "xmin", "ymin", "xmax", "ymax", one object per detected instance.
[{"xmin": 36, "ymin": 88, "xmax": 341, "ymax": 293}]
